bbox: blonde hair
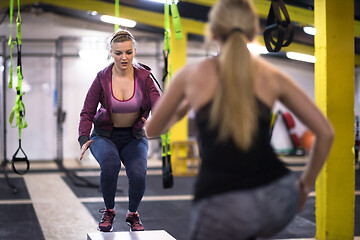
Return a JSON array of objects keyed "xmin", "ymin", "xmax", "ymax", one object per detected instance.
[
  {"xmin": 208, "ymin": 0, "xmax": 259, "ymax": 150},
  {"xmin": 110, "ymin": 29, "xmax": 136, "ymax": 48}
]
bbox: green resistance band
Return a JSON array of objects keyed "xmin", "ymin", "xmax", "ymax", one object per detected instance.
[
  {"xmin": 161, "ymin": 0, "xmax": 174, "ymax": 189},
  {"xmin": 8, "ymin": 0, "xmax": 29, "ymax": 175},
  {"xmin": 9, "ymin": 65, "xmax": 28, "ymax": 138},
  {"xmin": 166, "ymin": 131, "xmax": 171, "ymax": 156},
  {"xmin": 114, "ymin": 0, "xmax": 119, "ymax": 32},
  {"xmin": 171, "ymin": 0, "xmax": 183, "ymax": 40},
  {"xmin": 161, "ymin": 131, "xmax": 173, "ymax": 188},
  {"xmin": 161, "ymin": 132, "xmax": 171, "ymax": 158},
  {"xmin": 8, "ymin": 0, "xmax": 23, "ymax": 89},
  {"xmin": 164, "ymin": 0, "xmax": 171, "ymax": 52},
  {"xmin": 9, "ymin": 0, "xmax": 27, "ymax": 137},
  {"xmin": 164, "ymin": 0, "xmax": 183, "ymax": 48},
  {"xmin": 8, "ymin": 0, "xmax": 15, "ymax": 88}
]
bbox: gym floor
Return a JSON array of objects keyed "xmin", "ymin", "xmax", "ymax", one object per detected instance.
[{"xmin": 0, "ymin": 156, "xmax": 359, "ymax": 240}]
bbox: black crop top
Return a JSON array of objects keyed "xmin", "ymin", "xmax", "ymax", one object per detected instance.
[{"xmin": 194, "ymin": 99, "xmax": 290, "ymax": 202}]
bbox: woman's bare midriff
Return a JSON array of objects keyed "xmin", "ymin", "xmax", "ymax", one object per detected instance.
[{"xmin": 111, "ymin": 110, "xmax": 141, "ymax": 127}]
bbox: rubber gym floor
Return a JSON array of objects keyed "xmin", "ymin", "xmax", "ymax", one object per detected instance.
[{"xmin": 0, "ymin": 156, "xmax": 359, "ymax": 240}]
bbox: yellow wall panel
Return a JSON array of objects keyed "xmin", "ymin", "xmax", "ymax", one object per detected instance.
[{"xmin": 314, "ymin": 0, "xmax": 355, "ymax": 239}]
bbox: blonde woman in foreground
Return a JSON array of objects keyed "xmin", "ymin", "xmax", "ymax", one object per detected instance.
[{"xmin": 146, "ymin": 0, "xmax": 334, "ymax": 239}]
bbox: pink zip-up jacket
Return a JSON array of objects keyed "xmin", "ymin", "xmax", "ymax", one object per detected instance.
[{"xmin": 78, "ymin": 62, "xmax": 160, "ymax": 148}]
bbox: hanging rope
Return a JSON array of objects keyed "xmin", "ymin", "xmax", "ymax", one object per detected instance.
[
  {"xmin": 8, "ymin": 0, "xmax": 29, "ymax": 175},
  {"xmin": 263, "ymin": 0, "xmax": 294, "ymax": 52}
]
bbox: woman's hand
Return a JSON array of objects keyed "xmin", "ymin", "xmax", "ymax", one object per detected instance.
[
  {"xmin": 80, "ymin": 140, "xmax": 93, "ymax": 161},
  {"xmin": 296, "ymin": 179, "xmax": 312, "ymax": 213}
]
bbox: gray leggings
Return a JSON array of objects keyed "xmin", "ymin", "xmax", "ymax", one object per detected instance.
[{"xmin": 189, "ymin": 173, "xmax": 300, "ymax": 240}]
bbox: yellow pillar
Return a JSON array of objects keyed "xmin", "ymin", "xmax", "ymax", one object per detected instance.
[
  {"xmin": 170, "ymin": 29, "xmax": 189, "ymax": 175},
  {"xmin": 314, "ymin": 0, "xmax": 355, "ymax": 239},
  {"xmin": 170, "ymin": 30, "xmax": 188, "ymax": 142}
]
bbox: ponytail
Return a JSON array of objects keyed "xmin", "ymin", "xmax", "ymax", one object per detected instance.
[{"xmin": 209, "ymin": 32, "xmax": 258, "ymax": 150}]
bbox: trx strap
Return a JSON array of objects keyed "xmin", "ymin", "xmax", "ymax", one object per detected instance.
[
  {"xmin": 161, "ymin": 0, "xmax": 173, "ymax": 189},
  {"xmin": 170, "ymin": 1, "xmax": 183, "ymax": 40},
  {"xmin": 263, "ymin": 0, "xmax": 294, "ymax": 52},
  {"xmin": 161, "ymin": 131, "xmax": 173, "ymax": 188},
  {"xmin": 150, "ymin": 73, "xmax": 163, "ymax": 92},
  {"xmin": 161, "ymin": 0, "xmax": 183, "ymax": 189},
  {"xmin": 8, "ymin": 0, "xmax": 29, "ymax": 175},
  {"xmin": 114, "ymin": 0, "xmax": 119, "ymax": 31}
]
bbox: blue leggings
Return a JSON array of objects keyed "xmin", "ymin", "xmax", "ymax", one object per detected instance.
[{"xmin": 90, "ymin": 127, "xmax": 148, "ymax": 212}]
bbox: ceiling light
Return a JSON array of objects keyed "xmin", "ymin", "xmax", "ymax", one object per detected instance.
[
  {"xmin": 286, "ymin": 52, "xmax": 316, "ymax": 63},
  {"xmin": 100, "ymin": 15, "xmax": 136, "ymax": 28},
  {"xmin": 303, "ymin": 26, "xmax": 316, "ymax": 36}
]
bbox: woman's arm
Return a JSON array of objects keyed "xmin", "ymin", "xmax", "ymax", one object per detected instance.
[
  {"xmin": 162, "ymin": 99, "xmax": 190, "ymax": 133},
  {"xmin": 276, "ymin": 69, "xmax": 334, "ymax": 211},
  {"xmin": 146, "ymin": 68, "xmax": 188, "ymax": 137},
  {"xmin": 78, "ymin": 75, "xmax": 103, "ymax": 160}
]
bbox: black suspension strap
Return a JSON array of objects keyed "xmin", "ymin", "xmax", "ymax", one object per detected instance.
[
  {"xmin": 161, "ymin": 0, "xmax": 173, "ymax": 189},
  {"xmin": 161, "ymin": 49, "xmax": 169, "ymax": 85},
  {"xmin": 263, "ymin": 0, "xmax": 294, "ymax": 52},
  {"xmin": 160, "ymin": 0, "xmax": 183, "ymax": 189}
]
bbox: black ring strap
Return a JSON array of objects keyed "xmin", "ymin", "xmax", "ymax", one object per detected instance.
[
  {"xmin": 263, "ymin": 0, "xmax": 295, "ymax": 52},
  {"xmin": 11, "ymin": 144, "xmax": 30, "ymax": 175}
]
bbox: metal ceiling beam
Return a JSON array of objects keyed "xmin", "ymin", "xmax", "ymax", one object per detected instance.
[
  {"xmin": 1, "ymin": 0, "xmax": 359, "ymax": 37},
  {"xmin": 2, "ymin": 0, "xmax": 359, "ymax": 37},
  {"xmin": 182, "ymin": 0, "xmax": 315, "ymax": 23},
  {"xmin": 0, "ymin": 0, "xmax": 204, "ymax": 35}
]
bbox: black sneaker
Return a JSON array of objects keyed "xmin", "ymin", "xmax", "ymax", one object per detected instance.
[
  {"xmin": 97, "ymin": 208, "xmax": 115, "ymax": 232},
  {"xmin": 126, "ymin": 212, "xmax": 144, "ymax": 231}
]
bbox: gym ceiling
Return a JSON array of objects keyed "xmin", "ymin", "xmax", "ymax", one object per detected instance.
[{"xmin": 0, "ymin": 0, "xmax": 359, "ymax": 63}]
